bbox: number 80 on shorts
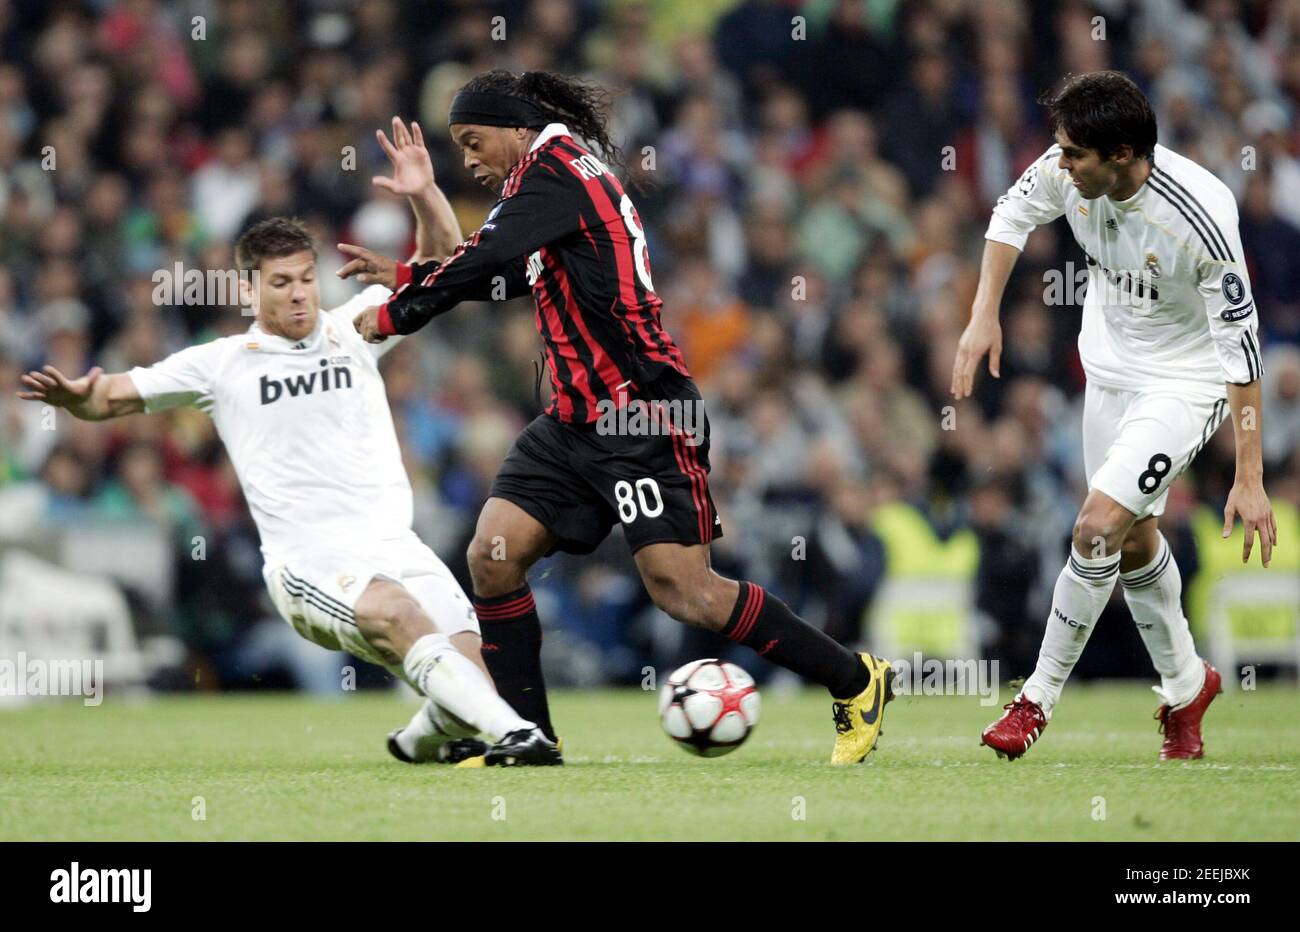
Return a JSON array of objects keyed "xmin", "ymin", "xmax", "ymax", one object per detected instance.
[{"xmin": 614, "ymin": 478, "xmax": 664, "ymax": 522}]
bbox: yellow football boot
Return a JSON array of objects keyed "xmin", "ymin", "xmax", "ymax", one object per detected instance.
[{"xmin": 830, "ymin": 653, "xmax": 896, "ymax": 765}]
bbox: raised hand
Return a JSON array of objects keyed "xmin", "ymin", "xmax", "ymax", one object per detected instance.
[
  {"xmin": 372, "ymin": 117, "xmax": 435, "ymax": 198},
  {"xmin": 17, "ymin": 364, "xmax": 102, "ymax": 410}
]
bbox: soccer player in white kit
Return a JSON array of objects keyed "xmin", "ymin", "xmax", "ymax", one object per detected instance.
[
  {"xmin": 18, "ymin": 119, "xmax": 559, "ymax": 767},
  {"xmin": 951, "ymin": 71, "xmax": 1277, "ymax": 760}
]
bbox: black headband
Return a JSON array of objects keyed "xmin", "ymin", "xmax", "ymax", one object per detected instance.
[{"xmin": 448, "ymin": 90, "xmax": 551, "ymax": 129}]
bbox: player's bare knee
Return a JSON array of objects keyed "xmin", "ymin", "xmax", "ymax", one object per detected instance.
[
  {"xmin": 1072, "ymin": 511, "xmax": 1127, "ymax": 558},
  {"xmin": 356, "ymin": 592, "xmax": 430, "ymax": 660},
  {"xmin": 389, "ymin": 597, "xmax": 432, "ymax": 640},
  {"xmin": 466, "ymin": 534, "xmax": 523, "ymax": 594},
  {"xmin": 354, "ymin": 627, "xmax": 401, "ymax": 666}
]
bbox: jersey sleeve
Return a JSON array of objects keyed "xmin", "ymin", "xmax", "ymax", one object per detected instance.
[
  {"xmin": 378, "ymin": 158, "xmax": 582, "ymax": 335},
  {"xmin": 403, "ymin": 255, "xmax": 531, "ymax": 303},
  {"xmin": 1193, "ymin": 199, "xmax": 1263, "ymax": 384},
  {"xmin": 985, "ymin": 146, "xmax": 1070, "ymax": 250},
  {"xmin": 126, "ymin": 341, "xmax": 221, "ymax": 413}
]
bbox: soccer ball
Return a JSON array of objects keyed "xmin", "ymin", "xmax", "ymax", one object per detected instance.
[{"xmin": 658, "ymin": 659, "xmax": 760, "ymax": 757}]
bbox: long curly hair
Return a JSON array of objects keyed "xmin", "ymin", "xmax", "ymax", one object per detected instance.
[{"xmin": 457, "ymin": 69, "xmax": 636, "ymax": 184}]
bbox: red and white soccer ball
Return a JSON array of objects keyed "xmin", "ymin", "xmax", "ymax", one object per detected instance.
[{"xmin": 658, "ymin": 659, "xmax": 760, "ymax": 757}]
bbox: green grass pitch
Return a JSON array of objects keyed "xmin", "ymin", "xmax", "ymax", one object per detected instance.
[{"xmin": 1, "ymin": 685, "xmax": 1297, "ymax": 841}]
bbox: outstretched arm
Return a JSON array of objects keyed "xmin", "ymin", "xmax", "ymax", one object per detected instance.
[
  {"xmin": 17, "ymin": 365, "xmax": 144, "ymax": 421},
  {"xmin": 339, "ymin": 117, "xmax": 536, "ymax": 342},
  {"xmin": 345, "ymin": 153, "xmax": 581, "ymax": 339},
  {"xmin": 341, "ymin": 248, "xmax": 530, "ymax": 344}
]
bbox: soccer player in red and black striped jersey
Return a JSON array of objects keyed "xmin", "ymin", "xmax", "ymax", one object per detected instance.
[{"xmin": 342, "ymin": 71, "xmax": 895, "ymax": 765}]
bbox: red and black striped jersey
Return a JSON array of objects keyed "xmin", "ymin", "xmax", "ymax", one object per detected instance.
[{"xmin": 376, "ymin": 126, "xmax": 691, "ymax": 424}]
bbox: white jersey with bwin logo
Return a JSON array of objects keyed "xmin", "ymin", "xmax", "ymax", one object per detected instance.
[
  {"xmin": 987, "ymin": 142, "xmax": 1263, "ymax": 393},
  {"xmin": 127, "ymin": 284, "xmax": 411, "ymax": 567},
  {"xmin": 127, "ymin": 284, "xmax": 481, "ymax": 663}
]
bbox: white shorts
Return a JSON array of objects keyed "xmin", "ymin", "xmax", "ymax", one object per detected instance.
[
  {"xmin": 1083, "ymin": 382, "xmax": 1229, "ymax": 519},
  {"xmin": 262, "ymin": 533, "xmax": 479, "ymax": 672}
]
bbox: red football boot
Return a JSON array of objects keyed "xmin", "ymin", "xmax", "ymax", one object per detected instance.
[
  {"xmin": 1155, "ymin": 660, "xmax": 1222, "ymax": 760},
  {"xmin": 981, "ymin": 695, "xmax": 1048, "ymax": 760}
]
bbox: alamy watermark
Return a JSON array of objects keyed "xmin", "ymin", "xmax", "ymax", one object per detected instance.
[
  {"xmin": 0, "ymin": 652, "xmax": 103, "ymax": 706},
  {"xmin": 152, "ymin": 262, "xmax": 260, "ymax": 315},
  {"xmin": 1043, "ymin": 257, "xmax": 1159, "ymax": 311},
  {"xmin": 594, "ymin": 397, "xmax": 705, "ymax": 446},
  {"xmin": 889, "ymin": 654, "xmax": 1000, "ymax": 706},
  {"xmin": 49, "ymin": 862, "xmax": 150, "ymax": 912}
]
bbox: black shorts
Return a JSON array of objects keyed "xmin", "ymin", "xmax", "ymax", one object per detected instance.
[{"xmin": 490, "ymin": 371, "xmax": 724, "ymax": 556}]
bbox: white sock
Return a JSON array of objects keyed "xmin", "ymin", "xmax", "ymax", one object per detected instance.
[
  {"xmin": 402, "ymin": 633, "xmax": 534, "ymax": 742},
  {"xmin": 1022, "ymin": 548, "xmax": 1121, "ymax": 717},
  {"xmin": 1120, "ymin": 534, "xmax": 1204, "ymax": 708},
  {"xmin": 395, "ymin": 700, "xmax": 446, "ymax": 760}
]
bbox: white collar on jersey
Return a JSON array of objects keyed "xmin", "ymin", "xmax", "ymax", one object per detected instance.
[
  {"xmin": 528, "ymin": 122, "xmax": 570, "ymax": 153},
  {"xmin": 245, "ymin": 311, "xmax": 336, "ymax": 354}
]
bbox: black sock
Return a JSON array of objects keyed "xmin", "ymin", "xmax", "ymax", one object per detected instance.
[
  {"xmin": 722, "ymin": 581, "xmax": 869, "ymax": 700},
  {"xmin": 473, "ymin": 585, "xmax": 557, "ymax": 742}
]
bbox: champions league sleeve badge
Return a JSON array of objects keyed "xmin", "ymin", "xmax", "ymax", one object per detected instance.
[
  {"xmin": 1220, "ymin": 271, "xmax": 1253, "ymax": 320},
  {"xmin": 1221, "ymin": 271, "xmax": 1246, "ymax": 305}
]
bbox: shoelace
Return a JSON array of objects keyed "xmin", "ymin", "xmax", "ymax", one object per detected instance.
[
  {"xmin": 1004, "ymin": 697, "xmax": 1046, "ymax": 729},
  {"xmin": 832, "ymin": 702, "xmax": 853, "ymax": 734},
  {"xmin": 1154, "ymin": 704, "xmax": 1183, "ymax": 739}
]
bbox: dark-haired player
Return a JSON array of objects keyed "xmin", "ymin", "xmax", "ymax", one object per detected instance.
[
  {"xmin": 952, "ymin": 70, "xmax": 1276, "ymax": 760},
  {"xmin": 18, "ymin": 190, "xmax": 547, "ymax": 765},
  {"xmin": 342, "ymin": 71, "xmax": 895, "ymax": 766}
]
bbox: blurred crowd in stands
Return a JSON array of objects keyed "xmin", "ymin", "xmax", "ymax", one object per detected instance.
[{"xmin": 1, "ymin": 0, "xmax": 1297, "ymax": 691}]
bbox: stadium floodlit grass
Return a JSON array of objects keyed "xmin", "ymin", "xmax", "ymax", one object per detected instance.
[{"xmin": 1, "ymin": 685, "xmax": 1296, "ymax": 841}]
